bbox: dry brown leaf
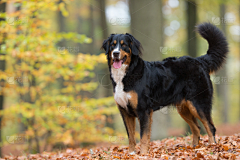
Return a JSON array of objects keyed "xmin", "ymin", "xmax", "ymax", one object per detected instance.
[
  {"xmin": 4, "ymin": 134, "xmax": 240, "ymax": 159},
  {"xmin": 223, "ymin": 144, "xmax": 231, "ymax": 151}
]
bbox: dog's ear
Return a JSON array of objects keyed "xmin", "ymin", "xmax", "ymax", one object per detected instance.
[
  {"xmin": 101, "ymin": 34, "xmax": 115, "ymax": 55},
  {"xmin": 126, "ymin": 33, "xmax": 143, "ymax": 56}
]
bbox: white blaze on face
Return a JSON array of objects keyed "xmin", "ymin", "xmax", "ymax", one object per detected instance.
[{"xmin": 112, "ymin": 43, "xmax": 120, "ymax": 59}]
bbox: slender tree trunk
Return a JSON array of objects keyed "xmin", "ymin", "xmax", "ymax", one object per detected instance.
[
  {"xmin": 0, "ymin": 2, "xmax": 6, "ymax": 157},
  {"xmin": 88, "ymin": 0, "xmax": 95, "ymax": 54},
  {"xmin": 99, "ymin": 0, "xmax": 108, "ymax": 40},
  {"xmin": 98, "ymin": 0, "xmax": 111, "ymax": 97},
  {"xmin": 186, "ymin": 0, "xmax": 197, "ymax": 134},
  {"xmin": 129, "ymin": 0, "xmax": 167, "ymax": 140},
  {"xmin": 57, "ymin": 0, "xmax": 67, "ymax": 92},
  {"xmin": 57, "ymin": 0, "xmax": 66, "ymax": 48},
  {"xmin": 216, "ymin": 4, "xmax": 229, "ymax": 123},
  {"xmin": 97, "ymin": 0, "xmax": 115, "ymax": 129},
  {"xmin": 186, "ymin": 0, "xmax": 197, "ymax": 58},
  {"xmin": 186, "ymin": 0, "xmax": 206, "ymax": 135}
]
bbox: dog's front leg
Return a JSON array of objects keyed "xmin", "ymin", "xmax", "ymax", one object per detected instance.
[
  {"xmin": 118, "ymin": 106, "xmax": 136, "ymax": 153},
  {"xmin": 138, "ymin": 110, "xmax": 153, "ymax": 154}
]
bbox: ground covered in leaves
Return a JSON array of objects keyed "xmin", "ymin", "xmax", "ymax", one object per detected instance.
[{"xmin": 3, "ymin": 134, "xmax": 240, "ymax": 159}]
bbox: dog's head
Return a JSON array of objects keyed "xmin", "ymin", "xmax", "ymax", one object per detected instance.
[{"xmin": 101, "ymin": 33, "xmax": 142, "ymax": 69}]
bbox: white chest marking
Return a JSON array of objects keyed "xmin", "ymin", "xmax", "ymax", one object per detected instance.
[{"xmin": 111, "ymin": 64, "xmax": 130, "ymax": 109}]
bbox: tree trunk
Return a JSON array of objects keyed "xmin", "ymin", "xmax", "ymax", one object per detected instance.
[
  {"xmin": 57, "ymin": 0, "xmax": 66, "ymax": 48},
  {"xmin": 186, "ymin": 0, "xmax": 197, "ymax": 134},
  {"xmin": 97, "ymin": 0, "xmax": 115, "ymax": 129},
  {"xmin": 99, "ymin": 0, "xmax": 108, "ymax": 39},
  {"xmin": 88, "ymin": 0, "xmax": 95, "ymax": 54},
  {"xmin": 0, "ymin": 2, "xmax": 6, "ymax": 157},
  {"xmin": 185, "ymin": 0, "xmax": 206, "ymax": 135},
  {"xmin": 98, "ymin": 0, "xmax": 112, "ymax": 97},
  {"xmin": 216, "ymin": 4, "xmax": 229, "ymax": 123},
  {"xmin": 186, "ymin": 0, "xmax": 197, "ymax": 58},
  {"xmin": 129, "ymin": 0, "xmax": 167, "ymax": 140},
  {"xmin": 76, "ymin": 1, "xmax": 86, "ymax": 53},
  {"xmin": 57, "ymin": 0, "xmax": 67, "ymax": 91}
]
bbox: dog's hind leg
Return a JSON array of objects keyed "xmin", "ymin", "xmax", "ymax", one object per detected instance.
[
  {"xmin": 118, "ymin": 106, "xmax": 136, "ymax": 153},
  {"xmin": 186, "ymin": 100, "xmax": 216, "ymax": 144},
  {"xmin": 202, "ymin": 114, "xmax": 216, "ymax": 143},
  {"xmin": 176, "ymin": 102, "xmax": 200, "ymax": 146},
  {"xmin": 138, "ymin": 110, "xmax": 153, "ymax": 154}
]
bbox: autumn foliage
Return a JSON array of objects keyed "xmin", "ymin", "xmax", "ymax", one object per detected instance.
[
  {"xmin": 0, "ymin": 0, "xmax": 117, "ymax": 152},
  {"xmin": 3, "ymin": 134, "xmax": 240, "ymax": 159}
]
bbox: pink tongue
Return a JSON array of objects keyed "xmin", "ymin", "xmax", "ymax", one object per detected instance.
[{"xmin": 113, "ymin": 60, "xmax": 123, "ymax": 69}]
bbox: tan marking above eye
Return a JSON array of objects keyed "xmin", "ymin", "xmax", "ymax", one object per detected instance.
[
  {"xmin": 121, "ymin": 40, "xmax": 124, "ymax": 44},
  {"xmin": 114, "ymin": 40, "xmax": 117, "ymax": 44}
]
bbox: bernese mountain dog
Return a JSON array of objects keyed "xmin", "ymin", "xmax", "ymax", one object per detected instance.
[{"xmin": 101, "ymin": 22, "xmax": 228, "ymax": 154}]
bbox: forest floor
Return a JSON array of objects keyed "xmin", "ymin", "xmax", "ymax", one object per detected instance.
[{"xmin": 3, "ymin": 134, "xmax": 240, "ymax": 160}]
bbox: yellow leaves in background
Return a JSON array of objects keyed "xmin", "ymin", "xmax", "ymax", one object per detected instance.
[
  {"xmin": 98, "ymin": 53, "xmax": 108, "ymax": 63},
  {"xmin": 1, "ymin": 48, "xmax": 117, "ymax": 145},
  {"xmin": 59, "ymin": 2, "xmax": 69, "ymax": 17},
  {"xmin": 77, "ymin": 53, "xmax": 107, "ymax": 71},
  {"xmin": 0, "ymin": 0, "xmax": 118, "ymax": 148},
  {"xmin": 79, "ymin": 82, "xmax": 98, "ymax": 91}
]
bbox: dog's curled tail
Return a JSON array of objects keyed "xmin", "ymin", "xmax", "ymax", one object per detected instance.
[{"xmin": 197, "ymin": 22, "xmax": 229, "ymax": 74}]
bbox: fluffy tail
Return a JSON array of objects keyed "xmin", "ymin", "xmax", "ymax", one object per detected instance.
[{"xmin": 197, "ymin": 22, "xmax": 229, "ymax": 73}]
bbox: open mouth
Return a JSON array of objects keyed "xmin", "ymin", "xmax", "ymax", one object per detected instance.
[{"xmin": 113, "ymin": 55, "xmax": 127, "ymax": 69}]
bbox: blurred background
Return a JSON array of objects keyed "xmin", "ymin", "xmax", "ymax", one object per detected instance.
[{"xmin": 0, "ymin": 0, "xmax": 239, "ymax": 157}]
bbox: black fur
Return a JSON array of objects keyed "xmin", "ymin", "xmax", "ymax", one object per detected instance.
[
  {"xmin": 126, "ymin": 33, "xmax": 143, "ymax": 56},
  {"xmin": 101, "ymin": 23, "xmax": 228, "ymax": 153},
  {"xmin": 101, "ymin": 34, "xmax": 115, "ymax": 55},
  {"xmin": 197, "ymin": 22, "xmax": 229, "ymax": 73}
]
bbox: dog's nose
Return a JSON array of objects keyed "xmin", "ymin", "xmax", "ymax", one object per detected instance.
[{"xmin": 113, "ymin": 51, "xmax": 120, "ymax": 57}]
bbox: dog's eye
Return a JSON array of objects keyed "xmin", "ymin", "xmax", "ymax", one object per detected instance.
[
  {"xmin": 122, "ymin": 44, "xmax": 126, "ymax": 47},
  {"xmin": 111, "ymin": 44, "xmax": 115, "ymax": 47}
]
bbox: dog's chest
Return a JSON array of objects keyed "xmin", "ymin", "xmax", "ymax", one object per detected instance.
[{"xmin": 111, "ymin": 65, "xmax": 131, "ymax": 109}]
